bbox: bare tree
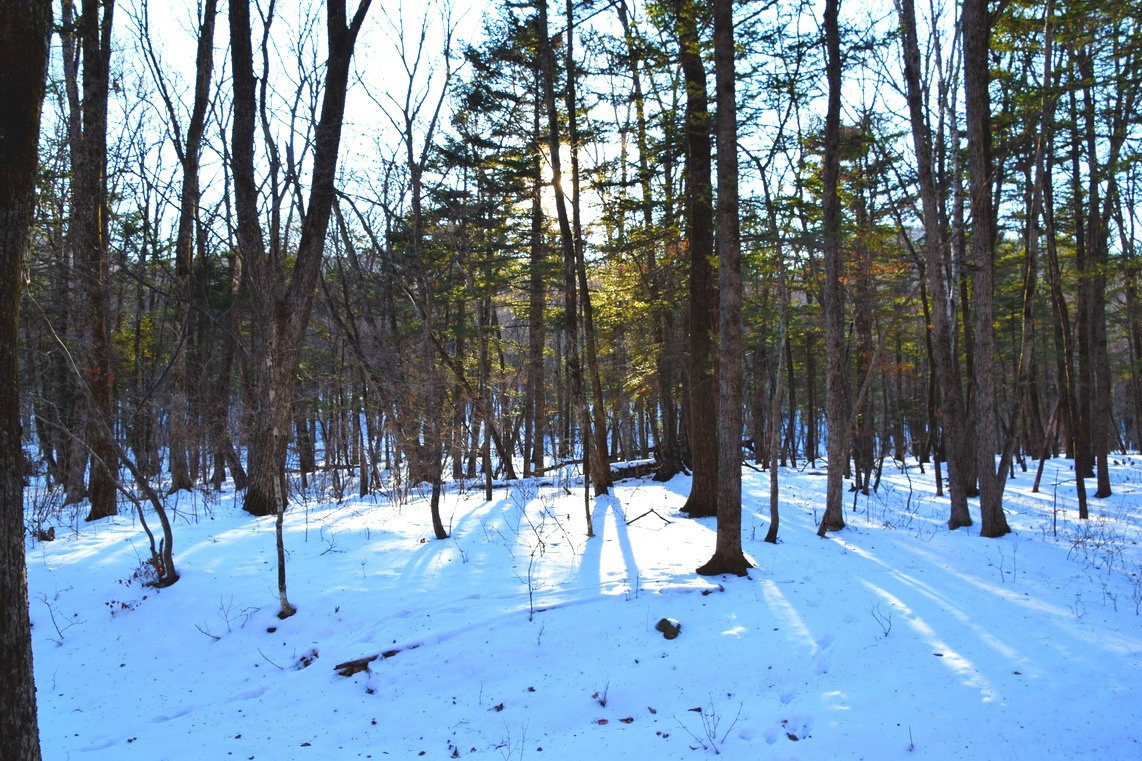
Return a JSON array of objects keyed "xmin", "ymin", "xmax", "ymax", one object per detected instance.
[
  {"xmin": 137, "ymin": 0, "xmax": 219, "ymax": 493},
  {"xmin": 230, "ymin": 0, "xmax": 373, "ymax": 616},
  {"xmin": 63, "ymin": 0, "xmax": 119, "ymax": 522},
  {"xmin": 0, "ymin": 3, "xmax": 52, "ymax": 757},
  {"xmin": 898, "ymin": 0, "xmax": 973, "ymax": 529}
]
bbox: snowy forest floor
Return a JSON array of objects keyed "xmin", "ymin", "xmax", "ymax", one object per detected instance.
[{"xmin": 25, "ymin": 455, "xmax": 1142, "ymax": 760}]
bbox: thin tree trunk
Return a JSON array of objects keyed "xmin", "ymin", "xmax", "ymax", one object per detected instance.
[
  {"xmin": 899, "ymin": 0, "xmax": 972, "ymax": 528},
  {"xmin": 231, "ymin": 0, "xmax": 372, "ymax": 617},
  {"xmin": 616, "ymin": 0, "xmax": 683, "ymax": 482},
  {"xmin": 536, "ymin": 0, "xmax": 594, "ymax": 536},
  {"xmin": 162, "ymin": 0, "xmax": 217, "ymax": 493},
  {"xmin": 818, "ymin": 0, "xmax": 847, "ymax": 536}
]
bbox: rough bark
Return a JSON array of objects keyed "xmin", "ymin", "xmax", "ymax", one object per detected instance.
[
  {"xmin": 962, "ymin": 0, "xmax": 1010, "ymax": 538},
  {"xmin": 698, "ymin": 0, "xmax": 750, "ymax": 577},
  {"xmin": 0, "ymin": 3, "xmax": 51, "ymax": 757},
  {"xmin": 674, "ymin": 0, "xmax": 719, "ymax": 519}
]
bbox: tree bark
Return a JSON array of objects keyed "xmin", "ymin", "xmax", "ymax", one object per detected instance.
[
  {"xmin": 164, "ymin": 0, "xmax": 218, "ymax": 493},
  {"xmin": 564, "ymin": 0, "xmax": 612, "ymax": 497},
  {"xmin": 537, "ymin": 0, "xmax": 596, "ymax": 534},
  {"xmin": 233, "ymin": 0, "xmax": 372, "ymax": 519},
  {"xmin": 818, "ymin": 0, "xmax": 847, "ymax": 536},
  {"xmin": 674, "ymin": 0, "xmax": 719, "ymax": 519},
  {"xmin": 698, "ymin": 0, "xmax": 750, "ymax": 577},
  {"xmin": 962, "ymin": 0, "xmax": 1010, "ymax": 538},
  {"xmin": 0, "ymin": 3, "xmax": 51, "ymax": 757}
]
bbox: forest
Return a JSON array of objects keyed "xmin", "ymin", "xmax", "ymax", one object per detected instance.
[{"xmin": 2, "ymin": 0, "xmax": 1141, "ymax": 757}]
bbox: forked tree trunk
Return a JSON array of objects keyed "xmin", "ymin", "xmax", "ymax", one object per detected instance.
[
  {"xmin": 0, "ymin": 4, "xmax": 51, "ymax": 757},
  {"xmin": 898, "ymin": 0, "xmax": 972, "ymax": 528},
  {"xmin": 233, "ymin": 0, "xmax": 371, "ymax": 520},
  {"xmin": 231, "ymin": 0, "xmax": 372, "ymax": 617}
]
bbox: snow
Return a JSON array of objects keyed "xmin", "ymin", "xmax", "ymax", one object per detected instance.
[{"xmin": 26, "ymin": 457, "xmax": 1142, "ymax": 759}]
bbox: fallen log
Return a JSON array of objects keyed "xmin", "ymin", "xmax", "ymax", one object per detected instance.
[{"xmin": 334, "ymin": 644, "xmax": 416, "ymax": 677}]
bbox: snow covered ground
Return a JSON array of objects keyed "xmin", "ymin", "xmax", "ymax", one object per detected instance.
[{"xmin": 25, "ymin": 456, "xmax": 1142, "ymax": 759}]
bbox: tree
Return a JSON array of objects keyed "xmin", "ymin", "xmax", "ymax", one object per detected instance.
[
  {"xmin": 697, "ymin": 0, "xmax": 750, "ymax": 577},
  {"xmin": 818, "ymin": 0, "xmax": 847, "ymax": 536},
  {"xmin": 0, "ymin": 2, "xmax": 52, "ymax": 757},
  {"xmin": 674, "ymin": 0, "xmax": 718, "ymax": 519},
  {"xmin": 138, "ymin": 0, "xmax": 218, "ymax": 493},
  {"xmin": 537, "ymin": 0, "xmax": 599, "ymax": 532},
  {"xmin": 231, "ymin": 0, "xmax": 373, "ymax": 616},
  {"xmin": 64, "ymin": 0, "xmax": 119, "ymax": 522},
  {"xmin": 963, "ymin": 0, "xmax": 1011, "ymax": 538},
  {"xmin": 898, "ymin": 0, "xmax": 973, "ymax": 529}
]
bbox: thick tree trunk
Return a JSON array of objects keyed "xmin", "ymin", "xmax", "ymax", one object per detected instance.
[
  {"xmin": 963, "ymin": 0, "xmax": 1010, "ymax": 538},
  {"xmin": 674, "ymin": 0, "xmax": 719, "ymax": 519},
  {"xmin": 698, "ymin": 0, "xmax": 750, "ymax": 577},
  {"xmin": 0, "ymin": 3, "xmax": 51, "ymax": 757}
]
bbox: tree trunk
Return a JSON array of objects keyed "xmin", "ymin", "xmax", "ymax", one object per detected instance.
[
  {"xmin": 963, "ymin": 0, "xmax": 1010, "ymax": 538},
  {"xmin": 165, "ymin": 0, "xmax": 217, "ymax": 493},
  {"xmin": 0, "ymin": 3, "xmax": 51, "ymax": 756},
  {"xmin": 898, "ymin": 0, "xmax": 972, "ymax": 528},
  {"xmin": 233, "ymin": 0, "xmax": 372, "ymax": 520},
  {"xmin": 818, "ymin": 0, "xmax": 847, "ymax": 536},
  {"xmin": 537, "ymin": 0, "xmax": 595, "ymax": 535},
  {"xmin": 616, "ymin": 0, "xmax": 683, "ymax": 482},
  {"xmin": 68, "ymin": 0, "xmax": 118, "ymax": 522},
  {"xmin": 525, "ymin": 87, "xmax": 546, "ymax": 477},
  {"xmin": 674, "ymin": 0, "xmax": 719, "ymax": 519},
  {"xmin": 698, "ymin": 0, "xmax": 750, "ymax": 577}
]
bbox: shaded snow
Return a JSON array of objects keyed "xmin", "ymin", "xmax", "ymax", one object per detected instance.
[{"xmin": 26, "ymin": 457, "xmax": 1142, "ymax": 759}]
